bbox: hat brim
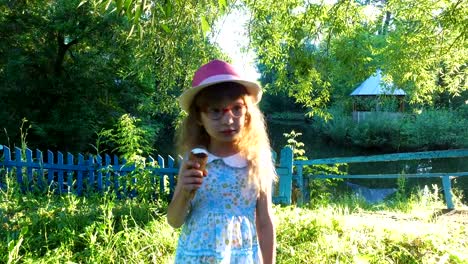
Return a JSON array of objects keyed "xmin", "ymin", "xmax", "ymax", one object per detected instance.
[{"xmin": 179, "ymin": 79, "xmax": 262, "ymax": 112}]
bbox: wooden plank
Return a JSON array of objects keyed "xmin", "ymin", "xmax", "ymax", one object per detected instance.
[
  {"xmin": 47, "ymin": 150, "xmax": 54, "ymax": 187},
  {"xmin": 67, "ymin": 153, "xmax": 74, "ymax": 193},
  {"xmin": 105, "ymin": 154, "xmax": 111, "ymax": 190},
  {"xmin": 26, "ymin": 148, "xmax": 33, "ymax": 189},
  {"xmin": 77, "ymin": 154, "xmax": 84, "ymax": 195},
  {"xmin": 88, "ymin": 154, "xmax": 95, "ymax": 191},
  {"xmin": 158, "ymin": 155, "xmax": 165, "ymax": 194},
  {"xmin": 14, "ymin": 147, "xmax": 23, "ymax": 187},
  {"xmin": 36, "ymin": 149, "xmax": 44, "ymax": 189},
  {"xmin": 277, "ymin": 146, "xmax": 293, "ymax": 205},
  {"xmin": 168, "ymin": 155, "xmax": 176, "ymax": 197},
  {"xmin": 113, "ymin": 155, "xmax": 121, "ymax": 198},
  {"xmin": 57, "ymin": 152, "xmax": 64, "ymax": 193},
  {"xmin": 295, "ymin": 149, "xmax": 468, "ymax": 166},
  {"xmin": 308, "ymin": 172, "xmax": 468, "ymax": 179},
  {"xmin": 96, "ymin": 155, "xmax": 103, "ymax": 191},
  {"xmin": 147, "ymin": 156, "xmax": 157, "ymax": 191}
]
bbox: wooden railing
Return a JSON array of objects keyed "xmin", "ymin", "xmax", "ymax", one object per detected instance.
[{"xmin": 274, "ymin": 146, "xmax": 468, "ymax": 209}]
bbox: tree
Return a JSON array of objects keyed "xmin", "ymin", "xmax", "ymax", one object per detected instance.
[
  {"xmin": 244, "ymin": 0, "xmax": 467, "ymax": 114},
  {"xmin": 0, "ymin": 0, "xmax": 227, "ymax": 153}
]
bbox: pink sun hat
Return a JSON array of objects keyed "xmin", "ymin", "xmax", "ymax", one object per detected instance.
[{"xmin": 178, "ymin": 59, "xmax": 262, "ymax": 112}]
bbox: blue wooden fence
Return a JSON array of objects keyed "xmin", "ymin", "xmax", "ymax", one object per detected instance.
[
  {"xmin": 0, "ymin": 145, "xmax": 181, "ymax": 199},
  {"xmin": 278, "ymin": 147, "xmax": 468, "ymax": 209},
  {"xmin": 1, "ymin": 145, "xmax": 467, "ymax": 208},
  {"xmin": 0, "ymin": 145, "xmax": 292, "ymax": 202}
]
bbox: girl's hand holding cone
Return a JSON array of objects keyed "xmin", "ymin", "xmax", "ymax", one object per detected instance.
[{"xmin": 180, "ymin": 148, "xmax": 208, "ymax": 199}]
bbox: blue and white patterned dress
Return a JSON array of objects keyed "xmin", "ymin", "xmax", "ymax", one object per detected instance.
[{"xmin": 174, "ymin": 152, "xmax": 260, "ymax": 264}]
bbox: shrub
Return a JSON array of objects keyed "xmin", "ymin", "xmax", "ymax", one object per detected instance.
[{"xmin": 400, "ymin": 108, "xmax": 468, "ymax": 150}]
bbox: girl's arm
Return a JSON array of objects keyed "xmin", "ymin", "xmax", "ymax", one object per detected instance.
[
  {"xmin": 167, "ymin": 160, "xmax": 206, "ymax": 228},
  {"xmin": 256, "ymin": 189, "xmax": 276, "ymax": 264}
]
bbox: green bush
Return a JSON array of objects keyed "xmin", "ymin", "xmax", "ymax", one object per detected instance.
[
  {"xmin": 314, "ymin": 105, "xmax": 467, "ymax": 151},
  {"xmin": 400, "ymin": 108, "xmax": 468, "ymax": 150},
  {"xmin": 349, "ymin": 115, "xmax": 402, "ymax": 150}
]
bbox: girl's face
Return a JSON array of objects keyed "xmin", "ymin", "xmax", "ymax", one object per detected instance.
[{"xmin": 199, "ymin": 97, "xmax": 247, "ymax": 149}]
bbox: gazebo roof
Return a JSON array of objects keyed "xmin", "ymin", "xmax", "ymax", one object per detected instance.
[{"xmin": 350, "ymin": 70, "xmax": 406, "ymax": 96}]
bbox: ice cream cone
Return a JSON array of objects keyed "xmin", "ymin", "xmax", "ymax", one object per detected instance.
[
  {"xmin": 188, "ymin": 148, "xmax": 208, "ymax": 198},
  {"xmin": 189, "ymin": 148, "xmax": 208, "ymax": 171}
]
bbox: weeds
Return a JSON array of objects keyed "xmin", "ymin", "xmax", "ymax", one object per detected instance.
[{"xmin": 1, "ymin": 166, "xmax": 467, "ymax": 263}]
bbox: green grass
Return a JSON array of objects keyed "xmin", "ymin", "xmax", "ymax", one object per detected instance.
[{"xmin": 1, "ymin": 175, "xmax": 467, "ymax": 264}]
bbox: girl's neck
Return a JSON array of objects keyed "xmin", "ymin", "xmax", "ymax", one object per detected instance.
[{"xmin": 208, "ymin": 141, "xmax": 240, "ymax": 157}]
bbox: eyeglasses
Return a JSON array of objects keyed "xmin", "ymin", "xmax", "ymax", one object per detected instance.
[{"xmin": 201, "ymin": 103, "xmax": 247, "ymax": 120}]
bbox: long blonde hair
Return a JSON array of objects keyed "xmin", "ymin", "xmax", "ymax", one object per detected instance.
[{"xmin": 176, "ymin": 82, "xmax": 276, "ymax": 194}]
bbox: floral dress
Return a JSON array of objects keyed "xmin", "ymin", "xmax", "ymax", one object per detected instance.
[{"xmin": 174, "ymin": 152, "xmax": 260, "ymax": 264}]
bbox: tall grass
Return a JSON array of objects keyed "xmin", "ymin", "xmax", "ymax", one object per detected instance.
[
  {"xmin": 2, "ymin": 167, "xmax": 467, "ymax": 263},
  {"xmin": 0, "ymin": 173, "xmax": 177, "ymax": 263},
  {"xmin": 275, "ymin": 203, "xmax": 468, "ymax": 264}
]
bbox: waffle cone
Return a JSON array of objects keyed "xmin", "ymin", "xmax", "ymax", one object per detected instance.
[
  {"xmin": 188, "ymin": 148, "xmax": 208, "ymax": 198},
  {"xmin": 189, "ymin": 152, "xmax": 208, "ymax": 171}
]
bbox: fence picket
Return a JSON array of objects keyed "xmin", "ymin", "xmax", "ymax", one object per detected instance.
[
  {"xmin": 77, "ymin": 154, "xmax": 84, "ymax": 195},
  {"xmin": 26, "ymin": 148, "xmax": 33, "ymax": 189},
  {"xmin": 47, "ymin": 150, "xmax": 54, "ymax": 187},
  {"xmin": 157, "ymin": 155, "xmax": 165, "ymax": 194},
  {"xmin": 37, "ymin": 149, "xmax": 44, "ymax": 189},
  {"xmin": 88, "ymin": 154, "xmax": 95, "ymax": 192},
  {"xmin": 96, "ymin": 155, "xmax": 103, "ymax": 191},
  {"xmin": 105, "ymin": 154, "xmax": 111, "ymax": 190},
  {"xmin": 3, "ymin": 147, "xmax": 11, "ymax": 176},
  {"xmin": 168, "ymin": 155, "xmax": 176, "ymax": 197},
  {"xmin": 57, "ymin": 152, "xmax": 64, "ymax": 193},
  {"xmin": 67, "ymin": 153, "xmax": 74, "ymax": 193},
  {"xmin": 113, "ymin": 155, "xmax": 120, "ymax": 198},
  {"xmin": 14, "ymin": 147, "xmax": 23, "ymax": 187},
  {"xmin": 148, "ymin": 156, "xmax": 156, "ymax": 187}
]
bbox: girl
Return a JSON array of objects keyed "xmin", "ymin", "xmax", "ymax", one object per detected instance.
[{"xmin": 167, "ymin": 59, "xmax": 277, "ymax": 263}]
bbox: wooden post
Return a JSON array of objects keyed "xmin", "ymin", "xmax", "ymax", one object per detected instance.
[
  {"xmin": 441, "ymin": 176, "xmax": 454, "ymax": 210},
  {"xmin": 276, "ymin": 146, "xmax": 293, "ymax": 205}
]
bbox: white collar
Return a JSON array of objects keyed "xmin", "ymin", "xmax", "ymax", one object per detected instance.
[{"xmin": 207, "ymin": 151, "xmax": 248, "ymax": 168}]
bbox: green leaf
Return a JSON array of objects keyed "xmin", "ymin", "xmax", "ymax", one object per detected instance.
[
  {"xmin": 201, "ymin": 16, "xmax": 210, "ymax": 36},
  {"xmin": 105, "ymin": 0, "xmax": 112, "ymax": 10},
  {"xmin": 124, "ymin": 0, "xmax": 132, "ymax": 13},
  {"xmin": 77, "ymin": 0, "xmax": 87, "ymax": 8},
  {"xmin": 218, "ymin": 0, "xmax": 227, "ymax": 10},
  {"xmin": 116, "ymin": 0, "xmax": 123, "ymax": 13},
  {"xmin": 161, "ymin": 24, "xmax": 171, "ymax": 33},
  {"xmin": 134, "ymin": 4, "xmax": 142, "ymax": 24},
  {"xmin": 164, "ymin": 2, "xmax": 172, "ymax": 17}
]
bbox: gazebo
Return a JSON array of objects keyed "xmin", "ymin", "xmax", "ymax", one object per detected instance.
[{"xmin": 350, "ymin": 70, "xmax": 406, "ymax": 122}]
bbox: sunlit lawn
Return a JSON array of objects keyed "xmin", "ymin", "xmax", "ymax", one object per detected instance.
[{"xmin": 1, "ymin": 178, "xmax": 467, "ymax": 264}]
